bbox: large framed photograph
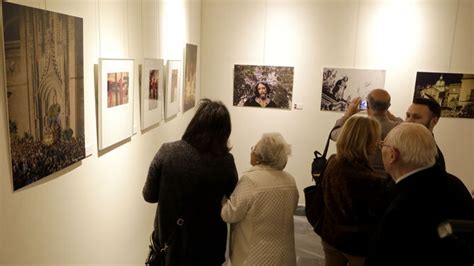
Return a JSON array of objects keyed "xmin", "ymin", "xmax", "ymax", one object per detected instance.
[
  {"xmin": 414, "ymin": 72, "xmax": 474, "ymax": 118},
  {"xmin": 3, "ymin": 2, "xmax": 85, "ymax": 190},
  {"xmin": 98, "ymin": 58, "xmax": 135, "ymax": 150},
  {"xmin": 320, "ymin": 67, "xmax": 386, "ymax": 112},
  {"xmin": 140, "ymin": 59, "xmax": 164, "ymax": 129},
  {"xmin": 183, "ymin": 43, "xmax": 198, "ymax": 113},
  {"xmin": 165, "ymin": 60, "xmax": 182, "ymax": 119},
  {"xmin": 233, "ymin": 64, "xmax": 294, "ymax": 109}
]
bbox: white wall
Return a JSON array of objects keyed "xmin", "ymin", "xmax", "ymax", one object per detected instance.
[
  {"xmin": 201, "ymin": 0, "xmax": 474, "ymax": 199},
  {"xmin": 0, "ymin": 0, "xmax": 472, "ymax": 264},
  {"xmin": 0, "ymin": 0, "xmax": 200, "ymax": 264}
]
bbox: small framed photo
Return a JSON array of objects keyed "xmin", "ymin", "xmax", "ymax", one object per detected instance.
[
  {"xmin": 141, "ymin": 58, "xmax": 164, "ymax": 129},
  {"xmin": 165, "ymin": 60, "xmax": 182, "ymax": 119},
  {"xmin": 98, "ymin": 58, "xmax": 135, "ymax": 150}
]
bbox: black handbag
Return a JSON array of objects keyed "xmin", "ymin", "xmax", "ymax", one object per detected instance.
[
  {"xmin": 145, "ymin": 218, "xmax": 184, "ymax": 266},
  {"xmin": 305, "ymin": 126, "xmax": 339, "ymax": 235}
]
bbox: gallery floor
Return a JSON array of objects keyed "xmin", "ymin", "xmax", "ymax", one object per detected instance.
[
  {"xmin": 294, "ymin": 206, "xmax": 325, "ymax": 266},
  {"xmin": 224, "ymin": 206, "xmax": 325, "ymax": 266}
]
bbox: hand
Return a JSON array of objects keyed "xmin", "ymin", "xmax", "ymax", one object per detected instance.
[{"xmin": 344, "ymin": 97, "xmax": 362, "ymax": 117}]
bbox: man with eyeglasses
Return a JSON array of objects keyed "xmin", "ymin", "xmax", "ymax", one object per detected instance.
[
  {"xmin": 330, "ymin": 88, "xmax": 402, "ymax": 178},
  {"xmin": 405, "ymin": 97, "xmax": 446, "ymax": 171},
  {"xmin": 366, "ymin": 123, "xmax": 474, "ymax": 266}
]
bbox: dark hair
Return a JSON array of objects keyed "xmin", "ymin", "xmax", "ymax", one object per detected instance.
[
  {"xmin": 182, "ymin": 99, "xmax": 231, "ymax": 155},
  {"xmin": 254, "ymin": 82, "xmax": 271, "ymax": 97},
  {"xmin": 413, "ymin": 97, "xmax": 441, "ymax": 118},
  {"xmin": 367, "ymin": 94, "xmax": 390, "ymax": 111}
]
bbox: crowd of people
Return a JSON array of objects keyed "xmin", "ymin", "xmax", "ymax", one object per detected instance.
[
  {"xmin": 11, "ymin": 134, "xmax": 85, "ymax": 190},
  {"xmin": 143, "ymin": 95, "xmax": 474, "ymax": 266}
]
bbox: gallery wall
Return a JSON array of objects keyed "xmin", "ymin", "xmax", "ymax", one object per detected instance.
[
  {"xmin": 0, "ymin": 0, "xmax": 472, "ymax": 264},
  {"xmin": 0, "ymin": 0, "xmax": 201, "ymax": 264},
  {"xmin": 201, "ymin": 0, "xmax": 473, "ymax": 198}
]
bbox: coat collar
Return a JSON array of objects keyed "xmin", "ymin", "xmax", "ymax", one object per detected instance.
[{"xmin": 246, "ymin": 164, "xmax": 276, "ymax": 173}]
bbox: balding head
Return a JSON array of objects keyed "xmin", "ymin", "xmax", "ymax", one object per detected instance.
[
  {"xmin": 382, "ymin": 123, "xmax": 437, "ymax": 179},
  {"xmin": 368, "ymin": 89, "xmax": 391, "ymax": 113}
]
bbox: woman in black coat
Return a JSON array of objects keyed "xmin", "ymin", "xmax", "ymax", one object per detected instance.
[{"xmin": 143, "ymin": 99, "xmax": 238, "ymax": 265}]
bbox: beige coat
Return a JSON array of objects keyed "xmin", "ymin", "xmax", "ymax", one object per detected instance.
[{"xmin": 221, "ymin": 165, "xmax": 299, "ymax": 266}]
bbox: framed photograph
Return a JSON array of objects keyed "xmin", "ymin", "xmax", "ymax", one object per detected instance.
[
  {"xmin": 3, "ymin": 2, "xmax": 85, "ymax": 190},
  {"xmin": 414, "ymin": 72, "xmax": 474, "ymax": 118},
  {"xmin": 98, "ymin": 58, "xmax": 135, "ymax": 150},
  {"xmin": 320, "ymin": 67, "xmax": 386, "ymax": 112},
  {"xmin": 233, "ymin": 64, "xmax": 294, "ymax": 109},
  {"xmin": 140, "ymin": 59, "xmax": 164, "ymax": 129},
  {"xmin": 165, "ymin": 60, "xmax": 182, "ymax": 119},
  {"xmin": 183, "ymin": 43, "xmax": 198, "ymax": 113}
]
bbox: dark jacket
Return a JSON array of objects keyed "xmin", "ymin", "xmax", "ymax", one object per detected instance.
[
  {"xmin": 143, "ymin": 140, "xmax": 238, "ymax": 266},
  {"xmin": 366, "ymin": 165, "xmax": 474, "ymax": 266},
  {"xmin": 320, "ymin": 156, "xmax": 389, "ymax": 256}
]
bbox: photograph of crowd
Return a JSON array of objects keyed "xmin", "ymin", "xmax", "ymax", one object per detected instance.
[
  {"xmin": 414, "ymin": 72, "xmax": 474, "ymax": 118},
  {"xmin": 107, "ymin": 72, "xmax": 129, "ymax": 108},
  {"xmin": 320, "ymin": 67, "xmax": 386, "ymax": 111},
  {"xmin": 3, "ymin": 2, "xmax": 85, "ymax": 190},
  {"xmin": 233, "ymin": 64, "xmax": 294, "ymax": 109},
  {"xmin": 183, "ymin": 44, "xmax": 197, "ymax": 113}
]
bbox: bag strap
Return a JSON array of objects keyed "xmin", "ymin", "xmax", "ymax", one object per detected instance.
[
  {"xmin": 158, "ymin": 217, "xmax": 184, "ymax": 254},
  {"xmin": 321, "ymin": 125, "xmax": 341, "ymax": 158}
]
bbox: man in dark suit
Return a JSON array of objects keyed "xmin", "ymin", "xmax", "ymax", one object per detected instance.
[{"xmin": 366, "ymin": 123, "xmax": 474, "ymax": 266}]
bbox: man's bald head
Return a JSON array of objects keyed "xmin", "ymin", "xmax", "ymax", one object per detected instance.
[{"xmin": 368, "ymin": 89, "xmax": 391, "ymax": 113}]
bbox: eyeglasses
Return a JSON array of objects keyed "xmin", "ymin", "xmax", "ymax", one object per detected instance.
[{"xmin": 378, "ymin": 141, "xmax": 392, "ymax": 150}]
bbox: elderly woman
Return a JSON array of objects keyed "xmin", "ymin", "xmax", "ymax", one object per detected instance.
[{"xmin": 221, "ymin": 132, "xmax": 299, "ymax": 265}]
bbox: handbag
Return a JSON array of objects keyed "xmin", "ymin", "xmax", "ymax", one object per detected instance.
[
  {"xmin": 311, "ymin": 125, "xmax": 340, "ymax": 179},
  {"xmin": 305, "ymin": 126, "xmax": 339, "ymax": 235},
  {"xmin": 145, "ymin": 218, "xmax": 184, "ymax": 266}
]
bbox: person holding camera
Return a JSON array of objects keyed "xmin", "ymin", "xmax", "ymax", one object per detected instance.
[{"xmin": 330, "ymin": 88, "xmax": 402, "ymax": 178}]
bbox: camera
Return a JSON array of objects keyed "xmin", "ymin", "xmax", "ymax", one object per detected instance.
[{"xmin": 359, "ymin": 100, "xmax": 368, "ymax": 110}]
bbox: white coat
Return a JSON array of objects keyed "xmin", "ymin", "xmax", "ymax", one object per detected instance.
[{"xmin": 221, "ymin": 165, "xmax": 299, "ymax": 266}]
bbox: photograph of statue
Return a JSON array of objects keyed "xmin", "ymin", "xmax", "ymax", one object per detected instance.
[
  {"xmin": 3, "ymin": 2, "xmax": 85, "ymax": 190},
  {"xmin": 148, "ymin": 69, "xmax": 159, "ymax": 110},
  {"xmin": 320, "ymin": 67, "xmax": 386, "ymax": 112},
  {"xmin": 233, "ymin": 64, "xmax": 294, "ymax": 109},
  {"xmin": 183, "ymin": 44, "xmax": 197, "ymax": 113},
  {"xmin": 107, "ymin": 72, "xmax": 129, "ymax": 108},
  {"xmin": 414, "ymin": 72, "xmax": 474, "ymax": 118},
  {"xmin": 171, "ymin": 69, "xmax": 178, "ymax": 103},
  {"xmin": 165, "ymin": 60, "xmax": 181, "ymax": 119}
]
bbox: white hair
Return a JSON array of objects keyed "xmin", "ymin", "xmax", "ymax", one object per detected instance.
[
  {"xmin": 385, "ymin": 123, "xmax": 437, "ymax": 168},
  {"xmin": 253, "ymin": 132, "xmax": 291, "ymax": 170}
]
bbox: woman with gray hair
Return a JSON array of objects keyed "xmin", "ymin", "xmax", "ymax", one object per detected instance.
[{"xmin": 221, "ymin": 132, "xmax": 299, "ymax": 265}]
